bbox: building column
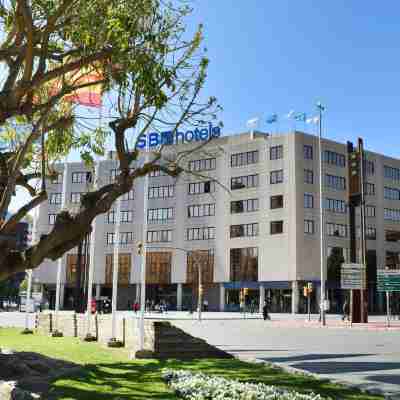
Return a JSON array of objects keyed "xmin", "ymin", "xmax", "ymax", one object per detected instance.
[
  {"xmin": 177, "ymin": 283, "xmax": 183, "ymax": 311},
  {"xmin": 219, "ymin": 284, "xmax": 225, "ymax": 312},
  {"xmin": 291, "ymin": 281, "xmax": 299, "ymax": 314},
  {"xmin": 59, "ymin": 283, "xmax": 65, "ymax": 309},
  {"xmin": 95, "ymin": 284, "xmax": 101, "ymax": 300},
  {"xmin": 259, "ymin": 285, "xmax": 265, "ymax": 313}
]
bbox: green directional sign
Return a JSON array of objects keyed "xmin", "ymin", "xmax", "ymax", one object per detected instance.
[{"xmin": 377, "ymin": 270, "xmax": 400, "ymax": 292}]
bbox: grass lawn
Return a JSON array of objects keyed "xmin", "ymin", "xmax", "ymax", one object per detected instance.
[{"xmin": 0, "ymin": 327, "xmax": 384, "ymax": 400}]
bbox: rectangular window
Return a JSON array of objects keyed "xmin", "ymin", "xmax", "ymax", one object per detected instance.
[
  {"xmin": 323, "ymin": 150, "xmax": 346, "ymax": 167},
  {"xmin": 304, "ymin": 169, "xmax": 314, "ymax": 184},
  {"xmin": 120, "ymin": 210, "xmax": 133, "ymax": 223},
  {"xmin": 231, "ymin": 150, "xmax": 259, "ymax": 167},
  {"xmin": 121, "ymin": 190, "xmax": 134, "ymax": 201},
  {"xmin": 107, "ymin": 210, "xmax": 115, "ymax": 224},
  {"xmin": 230, "ymin": 247, "xmax": 258, "ymax": 282},
  {"xmin": 270, "ymin": 145, "xmax": 283, "ymax": 160},
  {"xmin": 384, "ymin": 165, "xmax": 400, "ymax": 182},
  {"xmin": 384, "ymin": 208, "xmax": 400, "ymax": 222},
  {"xmin": 304, "ymin": 219, "xmax": 315, "ymax": 234},
  {"xmin": 366, "ymin": 205, "xmax": 376, "ymax": 217},
  {"xmin": 326, "ymin": 223, "xmax": 347, "ymax": 237},
  {"xmin": 385, "ymin": 230, "xmax": 400, "ymax": 242},
  {"xmin": 148, "ymin": 185, "xmax": 175, "ymax": 199},
  {"xmin": 147, "ymin": 207, "xmax": 174, "ymax": 222},
  {"xmin": 48, "ymin": 214, "xmax": 57, "ymax": 225},
  {"xmin": 149, "ymin": 169, "xmax": 167, "ymax": 178},
  {"xmin": 304, "ymin": 193, "xmax": 314, "ymax": 208},
  {"xmin": 188, "ymin": 158, "xmax": 216, "ymax": 172},
  {"xmin": 146, "ymin": 252, "xmax": 172, "ymax": 284},
  {"xmin": 230, "ymin": 198, "xmax": 259, "ymax": 214},
  {"xmin": 270, "ymin": 195, "xmax": 283, "ymax": 209},
  {"xmin": 364, "ymin": 160, "xmax": 375, "ymax": 176},
  {"xmin": 325, "ymin": 174, "xmax": 346, "ymax": 190},
  {"xmin": 105, "ymin": 253, "xmax": 131, "ymax": 285},
  {"xmin": 384, "ymin": 187, "xmax": 400, "ymax": 201},
  {"xmin": 110, "ymin": 169, "xmax": 119, "ymax": 183},
  {"xmin": 70, "ymin": 192, "xmax": 82, "ymax": 204},
  {"xmin": 188, "ymin": 203, "xmax": 216, "ymax": 217},
  {"xmin": 187, "ymin": 227, "xmax": 216, "ymax": 241},
  {"xmin": 187, "ymin": 250, "xmax": 214, "ymax": 284},
  {"xmin": 72, "ymin": 171, "xmax": 91, "ymax": 184},
  {"xmin": 270, "ymin": 220, "xmax": 283, "ymax": 234},
  {"xmin": 325, "ymin": 198, "xmax": 346, "ymax": 214},
  {"xmin": 270, "ymin": 169, "xmax": 284, "ymax": 184},
  {"xmin": 365, "ymin": 183, "xmax": 375, "ymax": 196},
  {"xmin": 51, "ymin": 173, "xmax": 62, "ymax": 184},
  {"xmin": 230, "ymin": 223, "xmax": 259, "ymax": 238},
  {"xmin": 366, "ymin": 226, "xmax": 376, "ymax": 240},
  {"xmin": 188, "ymin": 181, "xmax": 215, "ymax": 195},
  {"xmin": 119, "ymin": 232, "xmax": 134, "ymax": 244},
  {"xmin": 231, "ymin": 174, "xmax": 259, "ymax": 190},
  {"xmin": 304, "ymin": 145, "xmax": 313, "ymax": 160},
  {"xmin": 147, "ymin": 230, "xmax": 172, "ymax": 243},
  {"xmin": 106, "ymin": 232, "xmax": 115, "ymax": 245},
  {"xmin": 49, "ymin": 193, "xmax": 62, "ymax": 205}
]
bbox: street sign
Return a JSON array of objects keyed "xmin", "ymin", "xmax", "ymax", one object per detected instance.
[
  {"xmin": 341, "ymin": 263, "xmax": 366, "ymax": 290},
  {"xmin": 377, "ymin": 270, "xmax": 400, "ymax": 292}
]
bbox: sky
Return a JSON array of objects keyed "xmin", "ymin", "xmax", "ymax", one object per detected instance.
[{"xmin": 10, "ymin": 0, "xmax": 400, "ymax": 212}]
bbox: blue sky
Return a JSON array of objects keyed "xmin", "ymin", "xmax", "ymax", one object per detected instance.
[{"xmin": 10, "ymin": 1, "xmax": 400, "ymax": 212}]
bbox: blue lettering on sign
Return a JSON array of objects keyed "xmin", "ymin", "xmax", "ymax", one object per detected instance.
[{"xmin": 136, "ymin": 123, "xmax": 221, "ymax": 149}]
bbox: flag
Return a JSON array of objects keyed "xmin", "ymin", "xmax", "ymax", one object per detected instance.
[
  {"xmin": 293, "ymin": 112, "xmax": 307, "ymax": 122},
  {"xmin": 316, "ymin": 102, "xmax": 326, "ymax": 111},
  {"xmin": 286, "ymin": 110, "xmax": 295, "ymax": 119},
  {"xmin": 247, "ymin": 117, "xmax": 259, "ymax": 128},
  {"xmin": 266, "ymin": 113, "xmax": 278, "ymax": 124},
  {"xmin": 306, "ymin": 116, "xmax": 320, "ymax": 124}
]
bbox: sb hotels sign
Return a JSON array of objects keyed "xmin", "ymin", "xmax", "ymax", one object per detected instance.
[{"xmin": 136, "ymin": 123, "xmax": 221, "ymax": 149}]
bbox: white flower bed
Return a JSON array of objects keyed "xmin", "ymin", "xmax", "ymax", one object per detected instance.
[{"xmin": 163, "ymin": 369, "xmax": 325, "ymax": 400}]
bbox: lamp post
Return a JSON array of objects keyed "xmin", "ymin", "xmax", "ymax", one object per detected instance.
[
  {"xmin": 317, "ymin": 101, "xmax": 326, "ymax": 326},
  {"xmin": 21, "ymin": 269, "xmax": 33, "ymax": 334}
]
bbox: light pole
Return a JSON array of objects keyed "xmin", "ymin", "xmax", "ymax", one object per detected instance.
[{"xmin": 317, "ymin": 101, "xmax": 326, "ymax": 326}]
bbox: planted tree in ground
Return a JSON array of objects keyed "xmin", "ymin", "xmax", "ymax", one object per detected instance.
[{"xmin": 0, "ymin": 0, "xmax": 221, "ymax": 281}]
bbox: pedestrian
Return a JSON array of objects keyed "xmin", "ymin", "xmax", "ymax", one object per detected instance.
[
  {"xmin": 133, "ymin": 301, "xmax": 139, "ymax": 313},
  {"xmin": 203, "ymin": 299, "xmax": 209, "ymax": 312},
  {"xmin": 263, "ymin": 300, "xmax": 270, "ymax": 320},
  {"xmin": 342, "ymin": 299, "xmax": 349, "ymax": 321}
]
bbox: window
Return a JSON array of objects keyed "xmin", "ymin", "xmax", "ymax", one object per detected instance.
[
  {"xmin": 270, "ymin": 145, "xmax": 283, "ymax": 160},
  {"xmin": 187, "ymin": 250, "xmax": 214, "ymax": 284},
  {"xmin": 105, "ymin": 254, "xmax": 131, "ymax": 285},
  {"xmin": 231, "ymin": 199, "xmax": 259, "ymax": 214},
  {"xmin": 384, "ymin": 165, "xmax": 400, "ymax": 182},
  {"xmin": 188, "ymin": 181, "xmax": 215, "ymax": 194},
  {"xmin": 304, "ymin": 145, "xmax": 313, "ymax": 160},
  {"xmin": 323, "ymin": 150, "xmax": 346, "ymax": 167},
  {"xmin": 188, "ymin": 203, "xmax": 215, "ymax": 217},
  {"xmin": 49, "ymin": 193, "xmax": 62, "ymax": 205},
  {"xmin": 231, "ymin": 150, "xmax": 259, "ymax": 167},
  {"xmin": 304, "ymin": 169, "xmax": 313, "ymax": 184},
  {"xmin": 366, "ymin": 205, "xmax": 376, "ymax": 217},
  {"xmin": 304, "ymin": 220, "xmax": 315, "ymax": 234},
  {"xmin": 325, "ymin": 174, "xmax": 346, "ymax": 190},
  {"xmin": 107, "ymin": 210, "xmax": 115, "ymax": 224},
  {"xmin": 365, "ymin": 183, "xmax": 375, "ymax": 196},
  {"xmin": 270, "ymin": 220, "xmax": 283, "ymax": 234},
  {"xmin": 146, "ymin": 252, "xmax": 171, "ymax": 284},
  {"xmin": 189, "ymin": 158, "xmax": 216, "ymax": 172},
  {"xmin": 148, "ymin": 185, "xmax": 174, "ymax": 199},
  {"xmin": 106, "ymin": 232, "xmax": 115, "ymax": 245},
  {"xmin": 48, "ymin": 214, "xmax": 57, "ymax": 225},
  {"xmin": 231, "ymin": 174, "xmax": 259, "ymax": 190},
  {"xmin": 270, "ymin": 195, "xmax": 283, "ymax": 209},
  {"xmin": 120, "ymin": 210, "xmax": 133, "ymax": 223},
  {"xmin": 385, "ymin": 230, "xmax": 400, "ymax": 242},
  {"xmin": 187, "ymin": 227, "xmax": 215, "ymax": 240},
  {"xmin": 384, "ymin": 208, "xmax": 400, "ymax": 222},
  {"xmin": 148, "ymin": 207, "xmax": 174, "ymax": 222},
  {"xmin": 326, "ymin": 223, "xmax": 347, "ymax": 237},
  {"xmin": 230, "ymin": 223, "xmax": 259, "ymax": 238},
  {"xmin": 364, "ymin": 160, "xmax": 375, "ymax": 176},
  {"xmin": 119, "ymin": 232, "xmax": 134, "ymax": 244},
  {"xmin": 72, "ymin": 171, "xmax": 91, "ymax": 183},
  {"xmin": 51, "ymin": 173, "xmax": 62, "ymax": 184},
  {"xmin": 149, "ymin": 169, "xmax": 167, "ymax": 178},
  {"xmin": 230, "ymin": 247, "xmax": 258, "ymax": 282},
  {"xmin": 328, "ymin": 247, "xmax": 350, "ymax": 263},
  {"xmin": 270, "ymin": 169, "xmax": 283, "ymax": 184},
  {"xmin": 70, "ymin": 192, "xmax": 82, "ymax": 204},
  {"xmin": 325, "ymin": 198, "xmax": 346, "ymax": 214},
  {"xmin": 121, "ymin": 190, "xmax": 134, "ymax": 201},
  {"xmin": 366, "ymin": 227, "xmax": 376, "ymax": 240},
  {"xmin": 110, "ymin": 169, "xmax": 119, "ymax": 183},
  {"xmin": 147, "ymin": 230, "xmax": 172, "ymax": 243},
  {"xmin": 304, "ymin": 193, "xmax": 314, "ymax": 208},
  {"xmin": 384, "ymin": 187, "xmax": 400, "ymax": 201}
]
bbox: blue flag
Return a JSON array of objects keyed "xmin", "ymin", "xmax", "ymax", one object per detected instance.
[
  {"xmin": 293, "ymin": 112, "xmax": 307, "ymax": 122},
  {"xmin": 266, "ymin": 113, "xmax": 278, "ymax": 124}
]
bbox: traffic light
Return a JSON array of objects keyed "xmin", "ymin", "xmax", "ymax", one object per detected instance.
[
  {"xmin": 347, "ymin": 142, "xmax": 362, "ymax": 204},
  {"xmin": 137, "ymin": 241, "xmax": 143, "ymax": 255}
]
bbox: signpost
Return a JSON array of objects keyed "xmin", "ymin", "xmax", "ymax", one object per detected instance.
[{"xmin": 377, "ymin": 270, "xmax": 400, "ymax": 327}]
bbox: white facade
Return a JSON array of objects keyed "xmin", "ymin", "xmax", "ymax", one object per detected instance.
[{"xmin": 32, "ymin": 131, "xmax": 400, "ymax": 311}]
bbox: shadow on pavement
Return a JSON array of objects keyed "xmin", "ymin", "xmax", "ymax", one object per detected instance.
[
  {"xmin": 260, "ymin": 353, "xmax": 374, "ymax": 363},
  {"xmin": 289, "ymin": 361, "xmax": 400, "ymax": 374}
]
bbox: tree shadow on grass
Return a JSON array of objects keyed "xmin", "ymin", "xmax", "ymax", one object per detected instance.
[{"xmin": 49, "ymin": 358, "xmax": 384, "ymax": 400}]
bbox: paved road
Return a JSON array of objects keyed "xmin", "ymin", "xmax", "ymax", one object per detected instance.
[{"xmin": 172, "ymin": 318, "xmax": 400, "ymax": 399}]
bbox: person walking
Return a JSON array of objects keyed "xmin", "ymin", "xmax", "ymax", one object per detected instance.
[
  {"xmin": 342, "ymin": 299, "xmax": 349, "ymax": 321},
  {"xmin": 263, "ymin": 300, "xmax": 270, "ymax": 320}
]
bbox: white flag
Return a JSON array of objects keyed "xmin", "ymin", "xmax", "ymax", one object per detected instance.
[
  {"xmin": 306, "ymin": 116, "xmax": 320, "ymax": 124},
  {"xmin": 247, "ymin": 117, "xmax": 259, "ymax": 128},
  {"xmin": 286, "ymin": 110, "xmax": 295, "ymax": 119}
]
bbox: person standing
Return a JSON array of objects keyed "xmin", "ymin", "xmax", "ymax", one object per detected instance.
[
  {"xmin": 263, "ymin": 300, "xmax": 270, "ymax": 320},
  {"xmin": 342, "ymin": 299, "xmax": 349, "ymax": 321}
]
